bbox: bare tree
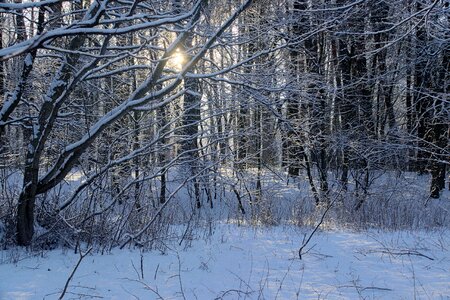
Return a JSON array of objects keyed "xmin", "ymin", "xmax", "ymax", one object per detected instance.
[{"xmin": 1, "ymin": 0, "xmax": 252, "ymax": 246}]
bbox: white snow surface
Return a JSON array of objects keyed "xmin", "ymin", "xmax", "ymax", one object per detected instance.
[{"xmin": 1, "ymin": 225, "xmax": 449, "ymax": 299}]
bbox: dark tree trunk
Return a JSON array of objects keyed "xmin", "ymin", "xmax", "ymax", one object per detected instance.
[
  {"xmin": 429, "ymin": 22, "xmax": 449, "ymax": 198},
  {"xmin": 13, "ymin": 4, "xmax": 47, "ymax": 246},
  {"xmin": 306, "ymin": 10, "xmax": 329, "ymax": 199},
  {"xmin": 371, "ymin": 1, "xmax": 396, "ymax": 134},
  {"xmin": 158, "ymin": 105, "xmax": 168, "ymax": 204},
  {"xmin": 237, "ymin": 102, "xmax": 249, "ymax": 168},
  {"xmin": 429, "ymin": 122, "xmax": 447, "ymax": 198},
  {"xmin": 414, "ymin": 2, "xmax": 433, "ymax": 174},
  {"xmin": 16, "ymin": 143, "xmax": 40, "ymax": 245},
  {"xmin": 0, "ymin": 6, "xmax": 3, "ymax": 101},
  {"xmin": 413, "ymin": 2, "xmax": 449, "ymax": 198},
  {"xmin": 405, "ymin": 72, "xmax": 414, "ymax": 134},
  {"xmin": 335, "ymin": 1, "xmax": 372, "ymax": 193},
  {"xmin": 182, "ymin": 82, "xmax": 202, "ymax": 209},
  {"xmin": 16, "ymin": 186, "xmax": 37, "ymax": 246},
  {"xmin": 336, "ymin": 23, "xmax": 353, "ymax": 189},
  {"xmin": 285, "ymin": 102, "xmax": 301, "ymax": 177},
  {"xmin": 285, "ymin": 0, "xmax": 308, "ymax": 178},
  {"xmin": 405, "ymin": 33, "xmax": 415, "ymax": 170},
  {"xmin": 15, "ymin": 3, "xmax": 101, "ymax": 244},
  {"xmin": 0, "ymin": 0, "xmax": 4, "ymax": 156},
  {"xmin": 181, "ymin": 33, "xmax": 202, "ymax": 208}
]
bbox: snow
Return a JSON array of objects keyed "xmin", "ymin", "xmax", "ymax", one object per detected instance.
[
  {"xmin": 24, "ymin": 54, "xmax": 33, "ymax": 67},
  {"xmin": 0, "ymin": 91, "xmax": 18, "ymax": 121},
  {"xmin": 2, "ymin": 166, "xmax": 449, "ymax": 299},
  {"xmin": 0, "ymin": 1, "xmax": 201, "ymax": 60},
  {"xmin": 1, "ymin": 225, "xmax": 449, "ymax": 299},
  {"xmin": 64, "ymin": 171, "xmax": 85, "ymax": 183},
  {"xmin": 0, "ymin": 0, "xmax": 61, "ymax": 10}
]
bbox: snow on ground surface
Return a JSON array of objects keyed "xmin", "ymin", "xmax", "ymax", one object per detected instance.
[{"xmin": 1, "ymin": 225, "xmax": 449, "ymax": 299}]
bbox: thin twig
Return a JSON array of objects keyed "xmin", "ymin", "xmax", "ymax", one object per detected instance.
[
  {"xmin": 298, "ymin": 188, "xmax": 342, "ymax": 260},
  {"xmin": 59, "ymin": 245, "xmax": 93, "ymax": 300},
  {"xmin": 214, "ymin": 289, "xmax": 252, "ymax": 300},
  {"xmin": 369, "ymin": 249, "xmax": 435, "ymax": 261},
  {"xmin": 176, "ymin": 252, "xmax": 187, "ymax": 300},
  {"xmin": 338, "ymin": 285, "xmax": 393, "ymax": 292}
]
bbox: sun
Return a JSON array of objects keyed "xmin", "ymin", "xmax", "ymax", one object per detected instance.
[{"xmin": 172, "ymin": 49, "xmax": 185, "ymax": 69}]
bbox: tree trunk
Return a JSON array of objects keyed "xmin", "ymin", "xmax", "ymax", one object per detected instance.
[
  {"xmin": 158, "ymin": 104, "xmax": 168, "ymax": 204},
  {"xmin": 0, "ymin": 2, "xmax": 3, "ymax": 101},
  {"xmin": 15, "ymin": 2, "xmax": 103, "ymax": 245},
  {"xmin": 0, "ymin": 0, "xmax": 4, "ymax": 156},
  {"xmin": 181, "ymin": 36, "xmax": 202, "ymax": 209},
  {"xmin": 414, "ymin": 2, "xmax": 433, "ymax": 174},
  {"xmin": 16, "ymin": 185, "xmax": 37, "ymax": 246},
  {"xmin": 429, "ymin": 17, "xmax": 449, "ymax": 198}
]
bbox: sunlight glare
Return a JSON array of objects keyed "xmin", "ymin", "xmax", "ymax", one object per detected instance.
[{"xmin": 172, "ymin": 49, "xmax": 185, "ymax": 69}]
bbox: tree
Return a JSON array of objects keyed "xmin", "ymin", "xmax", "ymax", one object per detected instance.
[
  {"xmin": 1, "ymin": 0, "xmax": 448, "ymax": 248},
  {"xmin": 0, "ymin": 0, "xmax": 252, "ymax": 246},
  {"xmin": 413, "ymin": 0, "xmax": 449, "ymax": 198}
]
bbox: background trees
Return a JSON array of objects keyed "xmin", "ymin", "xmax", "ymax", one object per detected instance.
[{"xmin": 0, "ymin": 0, "xmax": 448, "ymax": 248}]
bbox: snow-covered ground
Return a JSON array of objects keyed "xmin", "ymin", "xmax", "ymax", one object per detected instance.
[
  {"xmin": 1, "ymin": 224, "xmax": 449, "ymax": 299},
  {"xmin": 1, "ymin": 168, "xmax": 449, "ymax": 299}
]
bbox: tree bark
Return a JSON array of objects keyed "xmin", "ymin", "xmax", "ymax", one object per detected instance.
[{"xmin": 181, "ymin": 36, "xmax": 202, "ymax": 209}]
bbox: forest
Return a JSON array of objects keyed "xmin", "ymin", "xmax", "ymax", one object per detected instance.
[{"xmin": 0, "ymin": 0, "xmax": 449, "ymax": 298}]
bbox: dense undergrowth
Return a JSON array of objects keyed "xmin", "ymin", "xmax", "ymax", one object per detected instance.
[{"xmin": 1, "ymin": 167, "xmax": 449, "ymax": 251}]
